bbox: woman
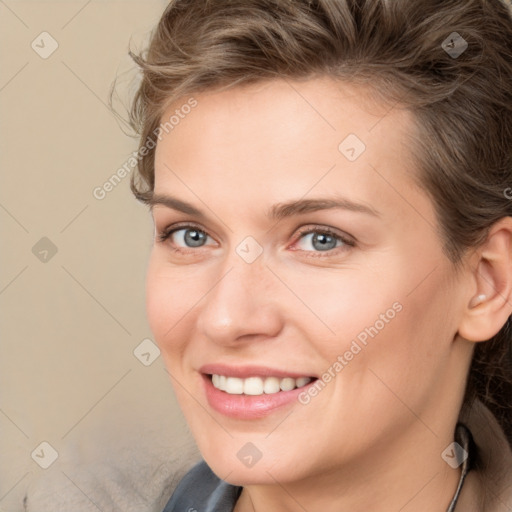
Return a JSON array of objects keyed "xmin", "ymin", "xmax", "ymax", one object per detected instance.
[{"xmin": 128, "ymin": 0, "xmax": 512, "ymax": 510}]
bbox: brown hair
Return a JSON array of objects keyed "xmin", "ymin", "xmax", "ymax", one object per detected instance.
[{"xmin": 126, "ymin": 0, "xmax": 512, "ymax": 444}]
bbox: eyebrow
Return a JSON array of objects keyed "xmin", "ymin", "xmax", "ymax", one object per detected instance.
[
  {"xmin": 149, "ymin": 194, "xmax": 203, "ymax": 216},
  {"xmin": 148, "ymin": 194, "xmax": 379, "ymax": 219},
  {"xmin": 269, "ymin": 197, "xmax": 379, "ymax": 220}
]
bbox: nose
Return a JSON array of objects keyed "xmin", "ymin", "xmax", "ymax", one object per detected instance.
[{"xmin": 196, "ymin": 256, "xmax": 284, "ymax": 346}]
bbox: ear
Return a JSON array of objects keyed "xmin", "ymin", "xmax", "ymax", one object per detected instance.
[{"xmin": 458, "ymin": 217, "xmax": 512, "ymax": 342}]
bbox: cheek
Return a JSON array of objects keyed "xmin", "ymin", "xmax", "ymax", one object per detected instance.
[
  {"xmin": 146, "ymin": 259, "xmax": 170, "ymax": 341},
  {"xmin": 284, "ymin": 266, "xmax": 403, "ymax": 355},
  {"xmin": 292, "ymin": 255, "xmax": 454, "ymax": 389},
  {"xmin": 145, "ymin": 254, "xmax": 195, "ymax": 356},
  {"xmin": 347, "ymin": 266, "xmax": 459, "ymax": 415}
]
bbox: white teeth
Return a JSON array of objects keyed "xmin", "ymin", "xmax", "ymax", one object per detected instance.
[
  {"xmin": 296, "ymin": 377, "xmax": 311, "ymax": 387},
  {"xmin": 211, "ymin": 374, "xmax": 312, "ymax": 395},
  {"xmin": 263, "ymin": 376, "xmax": 281, "ymax": 394},
  {"xmin": 280, "ymin": 377, "xmax": 296, "ymax": 391},
  {"xmin": 225, "ymin": 377, "xmax": 244, "ymax": 394},
  {"xmin": 244, "ymin": 377, "xmax": 264, "ymax": 395}
]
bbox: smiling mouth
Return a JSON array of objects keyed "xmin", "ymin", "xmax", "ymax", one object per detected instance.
[{"xmin": 208, "ymin": 374, "xmax": 317, "ymax": 396}]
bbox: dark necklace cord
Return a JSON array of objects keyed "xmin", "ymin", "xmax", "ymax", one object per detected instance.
[{"xmin": 446, "ymin": 423, "xmax": 476, "ymax": 512}]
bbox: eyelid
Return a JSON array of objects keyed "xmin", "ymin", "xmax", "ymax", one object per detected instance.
[
  {"xmin": 157, "ymin": 222, "xmax": 355, "ymax": 256},
  {"xmin": 157, "ymin": 222, "xmax": 217, "ymax": 246},
  {"xmin": 291, "ymin": 225, "xmax": 355, "ymax": 245}
]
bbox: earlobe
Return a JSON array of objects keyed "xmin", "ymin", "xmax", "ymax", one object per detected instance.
[{"xmin": 458, "ymin": 217, "xmax": 512, "ymax": 343}]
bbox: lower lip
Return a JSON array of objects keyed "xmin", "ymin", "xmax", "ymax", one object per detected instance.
[{"xmin": 202, "ymin": 374, "xmax": 316, "ymax": 419}]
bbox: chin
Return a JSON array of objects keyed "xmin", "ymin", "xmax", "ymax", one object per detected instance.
[{"xmin": 200, "ymin": 445, "xmax": 309, "ymax": 486}]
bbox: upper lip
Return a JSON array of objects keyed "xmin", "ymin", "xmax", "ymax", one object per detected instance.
[{"xmin": 199, "ymin": 363, "xmax": 317, "ymax": 379}]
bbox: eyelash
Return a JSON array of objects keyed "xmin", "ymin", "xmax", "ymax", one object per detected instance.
[
  {"xmin": 292, "ymin": 225, "xmax": 355, "ymax": 256},
  {"xmin": 157, "ymin": 223, "xmax": 200, "ymax": 243},
  {"xmin": 157, "ymin": 223, "xmax": 355, "ymax": 256}
]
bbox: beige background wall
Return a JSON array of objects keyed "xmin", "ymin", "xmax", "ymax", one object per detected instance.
[{"xmin": 0, "ymin": 2, "xmax": 198, "ymax": 511}]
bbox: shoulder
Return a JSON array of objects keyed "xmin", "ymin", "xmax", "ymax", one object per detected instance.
[{"xmin": 162, "ymin": 460, "xmax": 242, "ymax": 512}]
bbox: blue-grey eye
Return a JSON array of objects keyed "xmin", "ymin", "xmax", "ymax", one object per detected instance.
[
  {"xmin": 173, "ymin": 228, "xmax": 210, "ymax": 248},
  {"xmin": 297, "ymin": 231, "xmax": 343, "ymax": 252}
]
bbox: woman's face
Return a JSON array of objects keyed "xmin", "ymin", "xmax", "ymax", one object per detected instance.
[{"xmin": 147, "ymin": 78, "xmax": 471, "ymax": 485}]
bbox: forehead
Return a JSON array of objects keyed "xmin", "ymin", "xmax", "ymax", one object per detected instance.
[
  {"xmin": 156, "ymin": 77, "xmax": 411, "ymax": 156},
  {"xmin": 152, "ymin": 77, "xmax": 428, "ymax": 225}
]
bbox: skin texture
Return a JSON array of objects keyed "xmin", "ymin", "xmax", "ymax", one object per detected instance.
[{"xmin": 146, "ymin": 77, "xmax": 512, "ymax": 512}]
